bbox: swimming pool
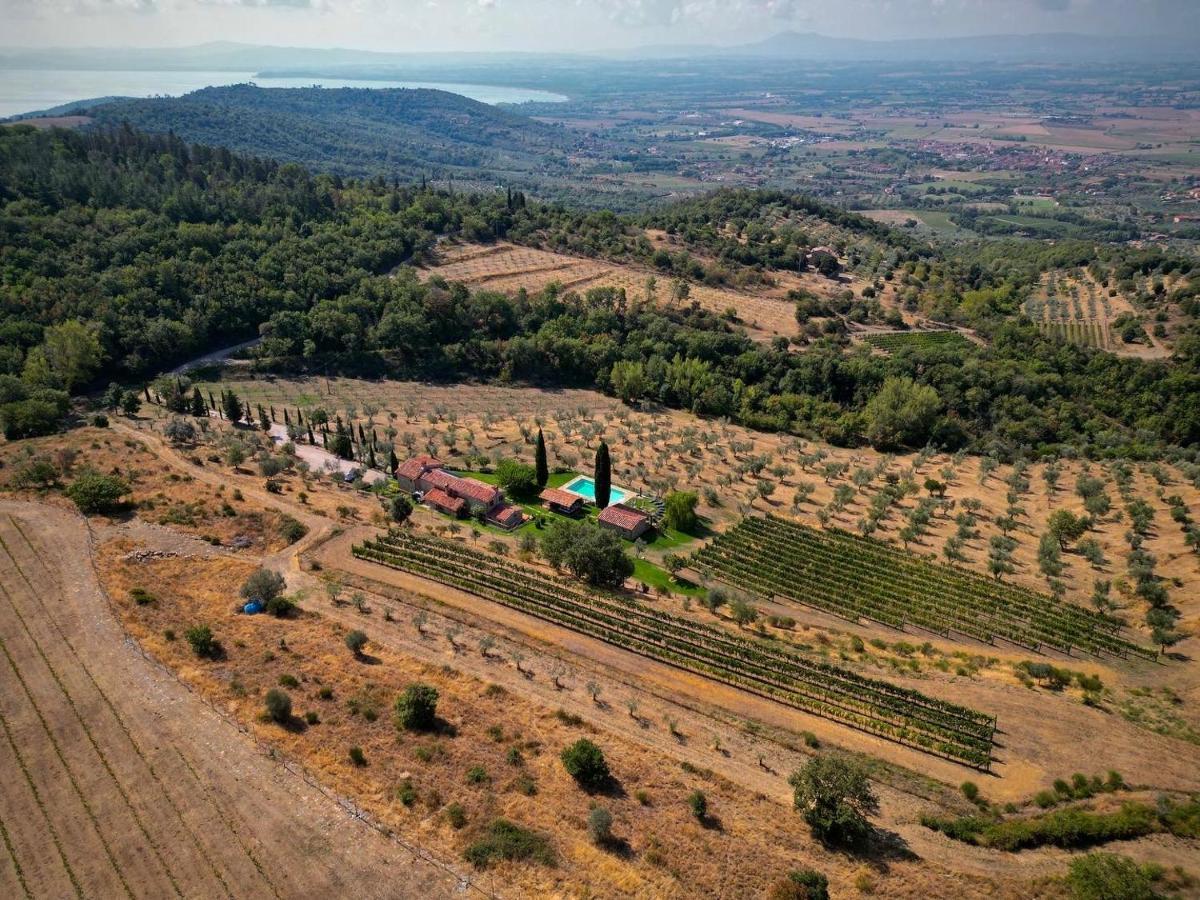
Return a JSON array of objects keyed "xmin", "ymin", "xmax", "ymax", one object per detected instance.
[{"xmin": 562, "ymin": 476, "xmax": 633, "ymax": 507}]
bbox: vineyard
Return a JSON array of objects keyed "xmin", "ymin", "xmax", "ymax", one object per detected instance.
[
  {"xmin": 1022, "ymin": 270, "xmax": 1116, "ymax": 351},
  {"xmin": 353, "ymin": 529, "xmax": 997, "ymax": 769},
  {"xmin": 690, "ymin": 517, "xmax": 1154, "ymax": 661},
  {"xmin": 861, "ymin": 330, "xmax": 973, "ymax": 353}
]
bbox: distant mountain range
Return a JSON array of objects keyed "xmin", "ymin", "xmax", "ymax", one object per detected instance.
[{"xmin": 1, "ymin": 31, "xmax": 1193, "ymax": 73}]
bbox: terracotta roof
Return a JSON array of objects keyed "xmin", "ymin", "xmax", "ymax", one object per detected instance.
[
  {"xmin": 448, "ymin": 476, "xmax": 500, "ymax": 505},
  {"xmin": 489, "ymin": 504, "xmax": 524, "ymax": 526},
  {"xmin": 397, "ymin": 455, "xmax": 443, "ymax": 480},
  {"xmin": 598, "ymin": 503, "xmax": 649, "ymax": 532},
  {"xmin": 540, "ymin": 488, "xmax": 582, "ymax": 507},
  {"xmin": 424, "ymin": 488, "xmax": 465, "ymax": 515},
  {"xmin": 422, "ymin": 468, "xmax": 457, "ymax": 490}
]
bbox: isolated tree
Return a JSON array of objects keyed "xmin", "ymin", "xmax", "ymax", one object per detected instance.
[
  {"xmin": 389, "ymin": 494, "xmax": 413, "ymax": 525},
  {"xmin": 345, "ymin": 629, "xmax": 369, "ymax": 657},
  {"xmin": 535, "ymin": 427, "xmax": 549, "ymax": 488},
  {"xmin": 120, "ymin": 390, "xmax": 142, "ymax": 417},
  {"xmin": 388, "ymin": 447, "xmax": 399, "ymax": 475},
  {"xmin": 163, "ymin": 417, "xmax": 196, "ymax": 445},
  {"xmin": 394, "ymin": 682, "xmax": 438, "ymax": 731},
  {"xmin": 221, "ymin": 389, "xmax": 243, "ymax": 424},
  {"xmin": 264, "ymin": 688, "xmax": 292, "ymax": 724},
  {"xmin": 496, "ymin": 458, "xmax": 538, "ymax": 497},
  {"xmin": 65, "ymin": 471, "xmax": 130, "ymax": 514},
  {"xmin": 184, "ymin": 625, "xmax": 219, "ymax": 659},
  {"xmin": 587, "ymin": 806, "xmax": 613, "ymax": 846},
  {"xmin": 541, "ymin": 519, "xmax": 632, "ymax": 588},
  {"xmin": 789, "ymin": 755, "xmax": 878, "ymax": 847},
  {"xmin": 240, "ymin": 568, "xmax": 286, "ymax": 606},
  {"xmin": 560, "ymin": 738, "xmax": 609, "ymax": 790},
  {"xmin": 593, "ymin": 441, "xmax": 611, "ymax": 508},
  {"xmin": 189, "ymin": 387, "xmax": 207, "ymax": 418}
]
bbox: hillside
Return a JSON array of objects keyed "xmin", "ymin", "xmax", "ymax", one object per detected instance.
[{"xmin": 88, "ymin": 83, "xmax": 584, "ymax": 183}]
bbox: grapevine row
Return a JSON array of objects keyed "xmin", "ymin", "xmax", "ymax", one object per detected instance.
[
  {"xmin": 353, "ymin": 529, "xmax": 997, "ymax": 768},
  {"xmin": 691, "ymin": 516, "xmax": 1153, "ymax": 661}
]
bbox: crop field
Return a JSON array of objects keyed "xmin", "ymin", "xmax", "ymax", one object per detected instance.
[
  {"xmin": 691, "ymin": 516, "xmax": 1153, "ymax": 660},
  {"xmin": 1022, "ymin": 269, "xmax": 1170, "ymax": 358},
  {"xmin": 861, "ymin": 330, "xmax": 974, "ymax": 353},
  {"xmin": 354, "ymin": 529, "xmax": 997, "ymax": 768},
  {"xmin": 424, "ymin": 241, "xmax": 802, "ymax": 340}
]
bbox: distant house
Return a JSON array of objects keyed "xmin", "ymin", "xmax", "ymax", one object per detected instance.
[
  {"xmin": 424, "ymin": 488, "xmax": 467, "ymax": 518},
  {"xmin": 539, "ymin": 487, "xmax": 585, "ymax": 516},
  {"xmin": 597, "ymin": 503, "xmax": 650, "ymax": 540}
]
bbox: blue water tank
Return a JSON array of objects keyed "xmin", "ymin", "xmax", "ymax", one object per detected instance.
[{"xmin": 243, "ymin": 600, "xmax": 264, "ymax": 614}]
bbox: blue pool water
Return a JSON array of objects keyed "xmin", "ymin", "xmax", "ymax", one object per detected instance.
[{"xmin": 563, "ymin": 476, "xmax": 631, "ymax": 507}]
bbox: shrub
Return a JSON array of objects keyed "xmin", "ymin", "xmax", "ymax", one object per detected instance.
[
  {"xmin": 767, "ymin": 869, "xmax": 830, "ymax": 900},
  {"xmin": 278, "ymin": 674, "xmax": 299, "ymax": 688},
  {"xmin": 445, "ymin": 802, "xmax": 467, "ymax": 829},
  {"xmin": 264, "ymin": 689, "xmax": 292, "ymax": 723},
  {"xmin": 463, "ymin": 819, "xmax": 555, "ymax": 869},
  {"xmin": 961, "ymin": 781, "xmax": 980, "ymax": 803},
  {"xmin": 687, "ymin": 790, "xmax": 707, "ymax": 821},
  {"xmin": 1066, "ymin": 853, "xmax": 1156, "ymax": 900},
  {"xmin": 466, "ymin": 766, "xmax": 490, "ymax": 785},
  {"xmin": 278, "ymin": 515, "xmax": 308, "ymax": 545},
  {"xmin": 348, "ymin": 746, "xmax": 367, "ymax": 766},
  {"xmin": 129, "ymin": 587, "xmax": 156, "ymax": 606},
  {"xmin": 240, "ymin": 568, "xmax": 286, "ymax": 606},
  {"xmin": 65, "ymin": 471, "xmax": 130, "ymax": 514},
  {"xmin": 663, "ymin": 490, "xmax": 700, "ymax": 533},
  {"xmin": 184, "ymin": 625, "xmax": 219, "ymax": 659},
  {"xmin": 495, "ymin": 458, "xmax": 538, "ymax": 497},
  {"xmin": 304, "ymin": 711, "xmax": 319, "ymax": 725},
  {"xmin": 394, "ymin": 682, "xmax": 439, "ymax": 731},
  {"xmin": 345, "ymin": 629, "xmax": 369, "ymax": 656},
  {"xmin": 560, "ymin": 739, "xmax": 610, "ymax": 790},
  {"xmin": 789, "ymin": 755, "xmax": 878, "ymax": 847},
  {"xmin": 587, "ymin": 806, "xmax": 613, "ymax": 845}
]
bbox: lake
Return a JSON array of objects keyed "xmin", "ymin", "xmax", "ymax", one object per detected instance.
[{"xmin": 0, "ymin": 69, "xmax": 567, "ymax": 119}]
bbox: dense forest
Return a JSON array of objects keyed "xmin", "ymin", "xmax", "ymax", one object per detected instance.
[{"xmin": 1, "ymin": 125, "xmax": 1198, "ymax": 459}]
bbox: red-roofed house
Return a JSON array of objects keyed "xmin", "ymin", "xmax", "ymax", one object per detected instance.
[
  {"xmin": 539, "ymin": 487, "xmax": 584, "ymax": 516},
  {"xmin": 488, "ymin": 504, "xmax": 525, "ymax": 530},
  {"xmin": 396, "ymin": 455, "xmax": 443, "ymax": 493},
  {"xmin": 451, "ymin": 477, "xmax": 502, "ymax": 512},
  {"xmin": 424, "ymin": 488, "xmax": 467, "ymax": 518},
  {"xmin": 597, "ymin": 503, "xmax": 650, "ymax": 540}
]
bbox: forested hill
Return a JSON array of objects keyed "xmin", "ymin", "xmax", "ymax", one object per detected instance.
[
  {"xmin": 2, "ymin": 124, "xmax": 1199, "ymax": 458},
  {"xmin": 88, "ymin": 84, "xmax": 582, "ymax": 184}
]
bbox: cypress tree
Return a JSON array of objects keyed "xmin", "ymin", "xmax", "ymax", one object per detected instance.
[
  {"xmin": 283, "ymin": 409, "xmax": 291, "ymax": 426},
  {"xmin": 307, "ymin": 423, "xmax": 315, "ymax": 444},
  {"xmin": 594, "ymin": 441, "xmax": 611, "ymax": 509},
  {"xmin": 208, "ymin": 390, "xmax": 217, "ymax": 411},
  {"xmin": 190, "ymin": 387, "xmax": 207, "ymax": 418},
  {"xmin": 222, "ymin": 389, "xmax": 243, "ymax": 423},
  {"xmin": 535, "ymin": 428, "xmax": 549, "ymax": 489},
  {"xmin": 388, "ymin": 447, "xmax": 399, "ymax": 475}
]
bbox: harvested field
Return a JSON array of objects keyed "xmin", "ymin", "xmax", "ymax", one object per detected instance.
[{"xmin": 0, "ymin": 501, "xmax": 465, "ymax": 899}]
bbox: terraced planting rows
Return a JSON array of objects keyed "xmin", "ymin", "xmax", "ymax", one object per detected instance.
[
  {"xmin": 691, "ymin": 516, "xmax": 1154, "ymax": 661},
  {"xmin": 862, "ymin": 330, "xmax": 972, "ymax": 353},
  {"xmin": 353, "ymin": 530, "xmax": 997, "ymax": 769}
]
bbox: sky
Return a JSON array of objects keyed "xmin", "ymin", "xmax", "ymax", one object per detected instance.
[{"xmin": 2, "ymin": 0, "xmax": 1198, "ymax": 52}]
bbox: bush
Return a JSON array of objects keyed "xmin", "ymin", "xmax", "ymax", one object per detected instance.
[
  {"xmin": 348, "ymin": 746, "xmax": 367, "ymax": 766},
  {"xmin": 560, "ymin": 738, "xmax": 610, "ymax": 790},
  {"xmin": 789, "ymin": 755, "xmax": 878, "ymax": 847},
  {"xmin": 466, "ymin": 766, "xmax": 490, "ymax": 785},
  {"xmin": 687, "ymin": 790, "xmax": 707, "ymax": 821},
  {"xmin": 1066, "ymin": 853, "xmax": 1156, "ymax": 900},
  {"xmin": 961, "ymin": 781, "xmax": 980, "ymax": 803},
  {"xmin": 240, "ymin": 568, "xmax": 286, "ymax": 606},
  {"xmin": 587, "ymin": 806, "xmax": 613, "ymax": 845},
  {"xmin": 184, "ymin": 625, "xmax": 219, "ymax": 659},
  {"xmin": 767, "ymin": 869, "xmax": 830, "ymax": 900},
  {"xmin": 663, "ymin": 490, "xmax": 700, "ymax": 533},
  {"xmin": 264, "ymin": 688, "xmax": 292, "ymax": 723},
  {"xmin": 394, "ymin": 682, "xmax": 438, "ymax": 731},
  {"xmin": 495, "ymin": 458, "xmax": 538, "ymax": 497},
  {"xmin": 445, "ymin": 802, "xmax": 467, "ymax": 829},
  {"xmin": 278, "ymin": 515, "xmax": 308, "ymax": 545},
  {"xmin": 463, "ymin": 819, "xmax": 555, "ymax": 869},
  {"xmin": 345, "ymin": 629, "xmax": 369, "ymax": 656},
  {"xmin": 65, "ymin": 471, "xmax": 130, "ymax": 514}
]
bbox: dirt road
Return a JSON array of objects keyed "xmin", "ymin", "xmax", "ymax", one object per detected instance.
[{"xmin": 0, "ymin": 500, "xmax": 469, "ymax": 899}]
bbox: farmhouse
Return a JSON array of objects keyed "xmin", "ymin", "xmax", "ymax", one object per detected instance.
[
  {"xmin": 597, "ymin": 503, "xmax": 651, "ymax": 540},
  {"xmin": 397, "ymin": 455, "xmax": 512, "ymax": 523},
  {"xmin": 539, "ymin": 487, "xmax": 585, "ymax": 516}
]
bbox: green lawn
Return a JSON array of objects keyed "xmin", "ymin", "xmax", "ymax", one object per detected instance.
[{"xmin": 631, "ymin": 558, "xmax": 705, "ymax": 597}]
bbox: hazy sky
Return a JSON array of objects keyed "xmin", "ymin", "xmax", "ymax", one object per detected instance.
[{"xmin": 3, "ymin": 0, "xmax": 1198, "ymax": 51}]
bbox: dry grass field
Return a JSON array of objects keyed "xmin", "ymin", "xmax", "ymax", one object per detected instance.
[
  {"xmin": 422, "ymin": 240, "xmax": 905, "ymax": 342},
  {"xmin": 3, "ymin": 381, "xmax": 1199, "ymax": 897}
]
